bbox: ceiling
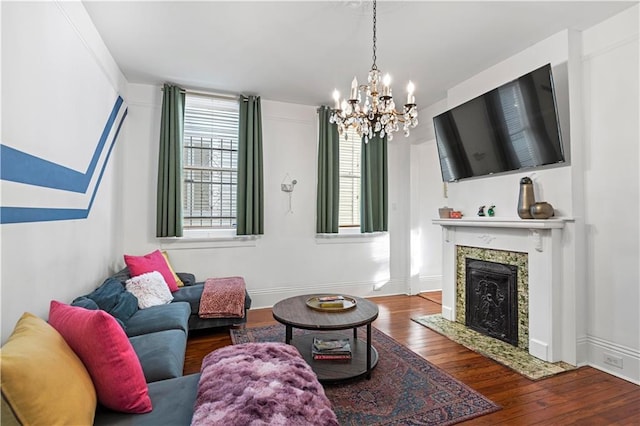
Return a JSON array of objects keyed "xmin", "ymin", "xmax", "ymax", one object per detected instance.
[{"xmin": 83, "ymin": 1, "xmax": 636, "ymax": 108}]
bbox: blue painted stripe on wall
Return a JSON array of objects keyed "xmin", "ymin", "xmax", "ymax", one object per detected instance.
[
  {"xmin": 0, "ymin": 96, "xmax": 124, "ymax": 193},
  {"xmin": 0, "ymin": 101, "xmax": 127, "ymax": 225},
  {"xmin": 0, "ymin": 207, "xmax": 88, "ymax": 223},
  {"xmin": 0, "ymin": 145, "xmax": 85, "ymax": 191},
  {"xmin": 87, "ymin": 108, "xmax": 127, "ymax": 211}
]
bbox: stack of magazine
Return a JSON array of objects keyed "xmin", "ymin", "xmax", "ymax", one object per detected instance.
[
  {"xmin": 317, "ymin": 295, "xmax": 345, "ymax": 308},
  {"xmin": 312, "ymin": 337, "xmax": 352, "ymax": 360}
]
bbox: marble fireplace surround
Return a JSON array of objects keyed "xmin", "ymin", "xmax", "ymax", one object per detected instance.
[{"xmin": 434, "ymin": 218, "xmax": 573, "ymax": 363}]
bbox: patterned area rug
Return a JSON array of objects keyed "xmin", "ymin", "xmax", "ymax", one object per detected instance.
[
  {"xmin": 230, "ymin": 324, "xmax": 500, "ymax": 425},
  {"xmin": 412, "ymin": 314, "xmax": 577, "ymax": 380}
]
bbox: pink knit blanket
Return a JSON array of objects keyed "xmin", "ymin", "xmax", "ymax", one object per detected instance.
[
  {"xmin": 199, "ymin": 276, "xmax": 245, "ymax": 319},
  {"xmin": 192, "ymin": 343, "xmax": 338, "ymax": 426}
]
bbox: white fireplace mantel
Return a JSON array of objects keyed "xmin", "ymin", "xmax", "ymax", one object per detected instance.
[
  {"xmin": 433, "ymin": 217, "xmax": 574, "ymax": 363},
  {"xmin": 432, "ymin": 217, "xmax": 568, "ymax": 229}
]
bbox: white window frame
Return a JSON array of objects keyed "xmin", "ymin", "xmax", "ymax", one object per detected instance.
[
  {"xmin": 182, "ymin": 93, "xmax": 239, "ymax": 235},
  {"xmin": 339, "ymin": 127, "xmax": 361, "ymax": 230}
]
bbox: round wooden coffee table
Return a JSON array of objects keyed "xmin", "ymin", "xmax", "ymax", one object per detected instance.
[{"xmin": 272, "ymin": 294, "xmax": 379, "ymax": 382}]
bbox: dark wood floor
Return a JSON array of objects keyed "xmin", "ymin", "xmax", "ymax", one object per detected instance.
[{"xmin": 184, "ymin": 294, "xmax": 640, "ymax": 425}]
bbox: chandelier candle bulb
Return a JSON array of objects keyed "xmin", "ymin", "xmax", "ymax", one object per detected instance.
[
  {"xmin": 383, "ymin": 74, "xmax": 391, "ymax": 96},
  {"xmin": 333, "ymin": 90, "xmax": 340, "ymax": 110},
  {"xmin": 407, "ymin": 81, "xmax": 415, "ymax": 104},
  {"xmin": 350, "ymin": 77, "xmax": 358, "ymax": 100}
]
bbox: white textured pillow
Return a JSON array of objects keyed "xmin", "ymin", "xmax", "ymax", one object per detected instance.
[{"xmin": 125, "ymin": 271, "xmax": 174, "ymax": 309}]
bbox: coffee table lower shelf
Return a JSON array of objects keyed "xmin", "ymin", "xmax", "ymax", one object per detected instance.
[{"xmin": 290, "ymin": 333, "xmax": 378, "ymax": 383}]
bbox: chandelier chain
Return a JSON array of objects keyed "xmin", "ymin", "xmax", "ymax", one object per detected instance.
[{"xmin": 371, "ymin": 0, "xmax": 377, "ymax": 70}]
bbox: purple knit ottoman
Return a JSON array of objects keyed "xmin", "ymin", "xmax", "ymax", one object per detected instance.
[{"xmin": 191, "ymin": 342, "xmax": 338, "ymax": 425}]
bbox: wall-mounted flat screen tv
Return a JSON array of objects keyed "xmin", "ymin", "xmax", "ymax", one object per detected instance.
[{"xmin": 433, "ymin": 64, "xmax": 565, "ymax": 182}]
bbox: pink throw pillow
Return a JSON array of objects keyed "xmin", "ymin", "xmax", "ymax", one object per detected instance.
[
  {"xmin": 124, "ymin": 249, "xmax": 179, "ymax": 292},
  {"xmin": 48, "ymin": 301, "xmax": 152, "ymax": 413}
]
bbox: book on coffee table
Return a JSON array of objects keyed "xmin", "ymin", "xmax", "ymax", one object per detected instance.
[
  {"xmin": 312, "ymin": 337, "xmax": 352, "ymax": 360},
  {"xmin": 317, "ymin": 295, "xmax": 345, "ymax": 308}
]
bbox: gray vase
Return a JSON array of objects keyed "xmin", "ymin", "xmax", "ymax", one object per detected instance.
[
  {"xmin": 530, "ymin": 202, "xmax": 555, "ymax": 219},
  {"xmin": 517, "ymin": 177, "xmax": 535, "ymax": 219}
]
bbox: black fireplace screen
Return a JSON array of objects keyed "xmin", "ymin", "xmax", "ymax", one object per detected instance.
[{"xmin": 465, "ymin": 259, "xmax": 518, "ymax": 346}]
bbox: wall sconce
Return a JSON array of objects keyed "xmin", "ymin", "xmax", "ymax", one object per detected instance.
[{"xmin": 281, "ymin": 174, "xmax": 297, "ymax": 213}]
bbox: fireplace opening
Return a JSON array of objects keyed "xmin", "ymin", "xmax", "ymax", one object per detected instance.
[{"xmin": 465, "ymin": 259, "xmax": 518, "ymax": 346}]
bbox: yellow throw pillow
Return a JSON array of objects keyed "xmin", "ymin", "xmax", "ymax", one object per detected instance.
[
  {"xmin": 0, "ymin": 313, "xmax": 97, "ymax": 425},
  {"xmin": 162, "ymin": 250, "xmax": 184, "ymax": 287}
]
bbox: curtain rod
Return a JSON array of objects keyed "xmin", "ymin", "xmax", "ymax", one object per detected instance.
[{"xmin": 161, "ymin": 86, "xmax": 238, "ymax": 100}]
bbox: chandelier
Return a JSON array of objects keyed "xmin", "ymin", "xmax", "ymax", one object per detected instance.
[{"xmin": 330, "ymin": 0, "xmax": 418, "ymax": 142}]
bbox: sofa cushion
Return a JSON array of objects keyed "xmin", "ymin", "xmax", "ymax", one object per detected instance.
[
  {"xmin": 161, "ymin": 250, "xmax": 184, "ymax": 287},
  {"xmin": 176, "ymin": 272, "xmax": 196, "ymax": 286},
  {"xmin": 111, "ymin": 267, "xmax": 132, "ymax": 284},
  {"xmin": 124, "ymin": 249, "xmax": 179, "ymax": 292},
  {"xmin": 125, "ymin": 301, "xmax": 191, "ymax": 337},
  {"xmin": 87, "ymin": 277, "xmax": 126, "ymax": 311},
  {"xmin": 126, "ymin": 271, "xmax": 174, "ymax": 309},
  {"xmin": 0, "ymin": 312, "xmax": 97, "ymax": 425},
  {"xmin": 170, "ymin": 283, "xmax": 204, "ymax": 314},
  {"xmin": 110, "ymin": 290, "xmax": 139, "ymax": 323},
  {"xmin": 82, "ymin": 277, "xmax": 139, "ymax": 324},
  {"xmin": 94, "ymin": 374, "xmax": 200, "ymax": 426},
  {"xmin": 48, "ymin": 301, "xmax": 152, "ymax": 414},
  {"xmin": 1, "ymin": 393, "xmax": 20, "ymax": 426},
  {"xmin": 129, "ymin": 329, "xmax": 187, "ymax": 383},
  {"xmin": 71, "ymin": 295, "xmax": 100, "ymax": 310}
]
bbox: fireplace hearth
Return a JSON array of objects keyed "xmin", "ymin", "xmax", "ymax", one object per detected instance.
[{"xmin": 465, "ymin": 259, "xmax": 518, "ymax": 346}]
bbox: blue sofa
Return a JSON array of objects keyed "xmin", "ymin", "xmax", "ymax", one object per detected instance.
[
  {"xmin": 78, "ymin": 269, "xmax": 252, "ymax": 424},
  {"xmin": 1, "ymin": 269, "xmax": 252, "ymax": 425},
  {"xmin": 110, "ymin": 268, "xmax": 253, "ymax": 332}
]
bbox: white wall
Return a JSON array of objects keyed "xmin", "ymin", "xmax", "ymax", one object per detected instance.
[
  {"xmin": 121, "ymin": 86, "xmax": 409, "ymax": 308},
  {"xmin": 581, "ymin": 6, "xmax": 639, "ymax": 383},
  {"xmin": 408, "ymin": 100, "xmax": 449, "ymax": 293},
  {"xmin": 414, "ymin": 6, "xmax": 639, "ymax": 383},
  {"xmin": 438, "ymin": 31, "xmax": 575, "ymax": 219},
  {"xmin": 0, "ymin": 1, "xmax": 127, "ymax": 341}
]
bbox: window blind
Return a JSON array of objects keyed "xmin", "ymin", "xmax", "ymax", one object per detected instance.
[
  {"xmin": 183, "ymin": 94, "xmax": 239, "ymax": 229},
  {"xmin": 339, "ymin": 127, "xmax": 361, "ymax": 227}
]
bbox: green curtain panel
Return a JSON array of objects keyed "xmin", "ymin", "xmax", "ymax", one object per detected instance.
[
  {"xmin": 316, "ymin": 106, "xmax": 340, "ymax": 233},
  {"xmin": 361, "ymin": 134, "xmax": 388, "ymax": 233},
  {"xmin": 156, "ymin": 84, "xmax": 185, "ymax": 238},
  {"xmin": 237, "ymin": 95, "xmax": 264, "ymax": 235}
]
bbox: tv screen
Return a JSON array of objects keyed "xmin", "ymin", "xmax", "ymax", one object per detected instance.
[{"xmin": 433, "ymin": 64, "xmax": 565, "ymax": 182}]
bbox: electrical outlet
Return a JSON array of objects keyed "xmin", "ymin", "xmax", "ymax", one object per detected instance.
[{"xmin": 603, "ymin": 353, "xmax": 623, "ymax": 369}]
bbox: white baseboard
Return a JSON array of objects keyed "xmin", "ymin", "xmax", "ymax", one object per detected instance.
[
  {"xmin": 248, "ymin": 278, "xmax": 407, "ymax": 310},
  {"xmin": 441, "ymin": 306, "xmax": 454, "ymax": 321},
  {"xmin": 529, "ymin": 338, "xmax": 550, "ymax": 362},
  {"xmin": 576, "ymin": 335, "xmax": 589, "ymax": 366},
  {"xmin": 586, "ymin": 335, "xmax": 640, "ymax": 385},
  {"xmin": 416, "ymin": 275, "xmax": 442, "ymax": 293}
]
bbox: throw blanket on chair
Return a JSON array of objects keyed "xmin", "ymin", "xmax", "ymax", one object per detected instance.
[
  {"xmin": 199, "ymin": 276, "xmax": 245, "ymax": 319},
  {"xmin": 191, "ymin": 342, "xmax": 338, "ymax": 426}
]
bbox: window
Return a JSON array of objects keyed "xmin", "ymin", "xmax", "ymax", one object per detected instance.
[
  {"xmin": 499, "ymin": 83, "xmax": 536, "ymax": 167},
  {"xmin": 339, "ymin": 127, "xmax": 361, "ymax": 228},
  {"xmin": 182, "ymin": 94, "xmax": 239, "ymax": 229}
]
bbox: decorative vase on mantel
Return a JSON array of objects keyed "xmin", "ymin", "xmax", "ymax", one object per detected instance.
[
  {"xmin": 530, "ymin": 202, "xmax": 555, "ymax": 219},
  {"xmin": 517, "ymin": 177, "xmax": 535, "ymax": 219}
]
